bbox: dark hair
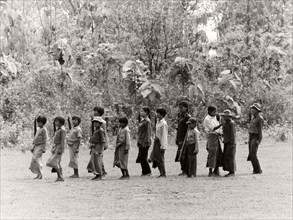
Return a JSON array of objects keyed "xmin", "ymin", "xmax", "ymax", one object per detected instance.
[
  {"xmin": 208, "ymin": 106, "xmax": 217, "ymax": 115},
  {"xmin": 72, "ymin": 116, "xmax": 81, "ymax": 125},
  {"xmin": 179, "ymin": 101, "xmax": 189, "ymax": 109},
  {"xmin": 142, "ymin": 106, "xmax": 151, "ymax": 118},
  {"xmin": 36, "ymin": 116, "xmax": 47, "ymax": 125},
  {"xmin": 156, "ymin": 108, "xmax": 167, "ymax": 117},
  {"xmin": 93, "ymin": 106, "xmax": 104, "ymax": 116},
  {"xmin": 118, "ymin": 117, "xmax": 128, "ymax": 126},
  {"xmin": 54, "ymin": 116, "xmax": 65, "ymax": 125}
]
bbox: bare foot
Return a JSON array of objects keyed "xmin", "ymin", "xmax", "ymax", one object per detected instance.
[
  {"xmin": 55, "ymin": 177, "xmax": 64, "ymax": 182},
  {"xmin": 69, "ymin": 174, "xmax": 79, "ymax": 178}
]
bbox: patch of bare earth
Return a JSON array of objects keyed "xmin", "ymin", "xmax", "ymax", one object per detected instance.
[{"xmin": 1, "ymin": 141, "xmax": 292, "ymax": 219}]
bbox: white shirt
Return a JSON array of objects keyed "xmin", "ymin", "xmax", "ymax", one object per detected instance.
[
  {"xmin": 203, "ymin": 114, "xmax": 219, "ymax": 133},
  {"xmin": 155, "ymin": 118, "xmax": 168, "ymax": 150}
]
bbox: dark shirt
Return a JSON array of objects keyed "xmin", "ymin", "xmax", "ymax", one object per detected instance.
[
  {"xmin": 90, "ymin": 128, "xmax": 106, "ymax": 144},
  {"xmin": 137, "ymin": 118, "xmax": 152, "ymax": 147},
  {"xmin": 249, "ymin": 114, "xmax": 263, "ymax": 141},
  {"xmin": 223, "ymin": 120, "xmax": 236, "ymax": 144},
  {"xmin": 176, "ymin": 112, "xmax": 190, "ymax": 144}
]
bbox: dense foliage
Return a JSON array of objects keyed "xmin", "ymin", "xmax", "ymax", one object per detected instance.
[{"xmin": 0, "ymin": 0, "xmax": 292, "ymax": 149}]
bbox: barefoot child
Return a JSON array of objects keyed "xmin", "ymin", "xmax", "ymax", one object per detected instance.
[
  {"xmin": 29, "ymin": 116, "xmax": 48, "ymax": 179},
  {"xmin": 221, "ymin": 109, "xmax": 236, "ymax": 177},
  {"xmin": 113, "ymin": 117, "xmax": 131, "ymax": 179},
  {"xmin": 67, "ymin": 116, "xmax": 82, "ymax": 178},
  {"xmin": 93, "ymin": 106, "xmax": 109, "ymax": 175},
  {"xmin": 185, "ymin": 117, "xmax": 200, "ymax": 178},
  {"xmin": 46, "ymin": 116, "xmax": 66, "ymax": 182},
  {"xmin": 150, "ymin": 108, "xmax": 168, "ymax": 177},
  {"xmin": 136, "ymin": 106, "xmax": 152, "ymax": 176},
  {"xmin": 87, "ymin": 116, "xmax": 106, "ymax": 180}
]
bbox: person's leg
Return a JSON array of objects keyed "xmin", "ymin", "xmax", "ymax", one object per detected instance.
[
  {"xmin": 124, "ymin": 169, "xmax": 130, "ymax": 178},
  {"xmin": 251, "ymin": 138, "xmax": 262, "ymax": 173},
  {"xmin": 140, "ymin": 146, "xmax": 151, "ymax": 175},
  {"xmin": 119, "ymin": 169, "xmax": 125, "ymax": 179},
  {"xmin": 179, "ymin": 144, "xmax": 187, "ymax": 174}
]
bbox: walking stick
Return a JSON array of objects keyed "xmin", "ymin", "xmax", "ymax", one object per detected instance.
[
  {"xmin": 34, "ymin": 117, "xmax": 37, "ymax": 137},
  {"xmin": 68, "ymin": 117, "xmax": 72, "ymax": 130}
]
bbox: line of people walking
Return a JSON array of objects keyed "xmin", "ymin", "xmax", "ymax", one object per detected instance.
[{"xmin": 29, "ymin": 102, "xmax": 264, "ymax": 182}]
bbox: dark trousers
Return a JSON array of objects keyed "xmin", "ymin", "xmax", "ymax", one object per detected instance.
[
  {"xmin": 138, "ymin": 145, "xmax": 151, "ymax": 175},
  {"xmin": 157, "ymin": 150, "xmax": 166, "ymax": 175},
  {"xmin": 178, "ymin": 143, "xmax": 187, "ymax": 172},
  {"xmin": 248, "ymin": 134, "xmax": 262, "ymax": 173}
]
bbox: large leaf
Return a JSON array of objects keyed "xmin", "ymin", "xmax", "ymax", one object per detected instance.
[
  {"xmin": 141, "ymin": 88, "xmax": 152, "ymax": 98},
  {"xmin": 225, "ymin": 95, "xmax": 241, "ymax": 115},
  {"xmin": 218, "ymin": 69, "xmax": 232, "ymax": 84},
  {"xmin": 122, "ymin": 60, "xmax": 149, "ymax": 79},
  {"xmin": 151, "ymin": 83, "xmax": 164, "ymax": 96}
]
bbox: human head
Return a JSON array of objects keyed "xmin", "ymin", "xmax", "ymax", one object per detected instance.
[
  {"xmin": 93, "ymin": 106, "xmax": 104, "ymax": 116},
  {"xmin": 140, "ymin": 106, "xmax": 150, "ymax": 119},
  {"xmin": 36, "ymin": 116, "xmax": 47, "ymax": 128},
  {"xmin": 186, "ymin": 117, "xmax": 197, "ymax": 129},
  {"xmin": 118, "ymin": 117, "xmax": 128, "ymax": 128},
  {"xmin": 54, "ymin": 116, "xmax": 65, "ymax": 128},
  {"xmin": 250, "ymin": 103, "xmax": 261, "ymax": 116},
  {"xmin": 207, "ymin": 106, "xmax": 217, "ymax": 117},
  {"xmin": 92, "ymin": 116, "xmax": 104, "ymax": 129},
  {"xmin": 178, "ymin": 101, "xmax": 188, "ymax": 114},
  {"xmin": 220, "ymin": 109, "xmax": 233, "ymax": 122},
  {"xmin": 156, "ymin": 107, "xmax": 167, "ymax": 120},
  {"xmin": 72, "ymin": 116, "xmax": 81, "ymax": 126}
]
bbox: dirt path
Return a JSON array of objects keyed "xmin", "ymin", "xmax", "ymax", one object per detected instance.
[{"xmin": 1, "ymin": 141, "xmax": 292, "ymax": 219}]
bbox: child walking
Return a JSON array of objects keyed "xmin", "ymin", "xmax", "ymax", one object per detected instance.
[
  {"xmin": 136, "ymin": 106, "xmax": 152, "ymax": 176},
  {"xmin": 29, "ymin": 116, "xmax": 48, "ymax": 179},
  {"xmin": 46, "ymin": 117, "xmax": 66, "ymax": 182},
  {"xmin": 220, "ymin": 109, "xmax": 236, "ymax": 177},
  {"xmin": 67, "ymin": 116, "xmax": 82, "ymax": 178},
  {"xmin": 184, "ymin": 117, "xmax": 200, "ymax": 178},
  {"xmin": 93, "ymin": 106, "xmax": 109, "ymax": 175},
  {"xmin": 87, "ymin": 116, "xmax": 106, "ymax": 180},
  {"xmin": 113, "ymin": 117, "xmax": 130, "ymax": 179},
  {"xmin": 150, "ymin": 108, "xmax": 168, "ymax": 178}
]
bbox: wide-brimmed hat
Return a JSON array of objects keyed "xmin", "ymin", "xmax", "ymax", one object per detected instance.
[
  {"xmin": 92, "ymin": 116, "xmax": 105, "ymax": 123},
  {"xmin": 186, "ymin": 117, "xmax": 197, "ymax": 124},
  {"xmin": 220, "ymin": 109, "xmax": 233, "ymax": 117},
  {"xmin": 250, "ymin": 103, "xmax": 261, "ymax": 112}
]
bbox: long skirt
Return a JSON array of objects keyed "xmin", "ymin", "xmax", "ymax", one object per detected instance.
[
  {"xmin": 29, "ymin": 145, "xmax": 44, "ymax": 175},
  {"xmin": 68, "ymin": 143, "xmax": 79, "ymax": 169},
  {"xmin": 113, "ymin": 145, "xmax": 129, "ymax": 170},
  {"xmin": 185, "ymin": 143, "xmax": 197, "ymax": 177},
  {"xmin": 87, "ymin": 148, "xmax": 103, "ymax": 175},
  {"xmin": 46, "ymin": 153, "xmax": 62, "ymax": 170},
  {"xmin": 206, "ymin": 133, "xmax": 223, "ymax": 169},
  {"xmin": 223, "ymin": 143, "xmax": 236, "ymax": 173},
  {"xmin": 150, "ymin": 139, "xmax": 165, "ymax": 169}
]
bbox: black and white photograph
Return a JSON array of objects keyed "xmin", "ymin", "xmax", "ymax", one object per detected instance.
[{"xmin": 0, "ymin": 0, "xmax": 292, "ymax": 219}]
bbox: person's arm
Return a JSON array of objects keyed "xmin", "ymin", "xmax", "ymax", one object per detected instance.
[
  {"xmin": 194, "ymin": 131, "xmax": 199, "ymax": 154},
  {"xmin": 57, "ymin": 130, "xmax": 66, "ymax": 154},
  {"xmin": 125, "ymin": 129, "xmax": 131, "ymax": 153},
  {"xmin": 257, "ymin": 117, "xmax": 263, "ymax": 143},
  {"xmin": 160, "ymin": 123, "xmax": 168, "ymax": 150},
  {"xmin": 229, "ymin": 122, "xmax": 235, "ymax": 144},
  {"xmin": 42, "ymin": 128, "xmax": 47, "ymax": 152},
  {"xmin": 145, "ymin": 120, "xmax": 152, "ymax": 147}
]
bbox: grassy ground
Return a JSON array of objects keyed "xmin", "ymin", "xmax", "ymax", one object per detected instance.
[{"xmin": 1, "ymin": 140, "xmax": 292, "ymax": 219}]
